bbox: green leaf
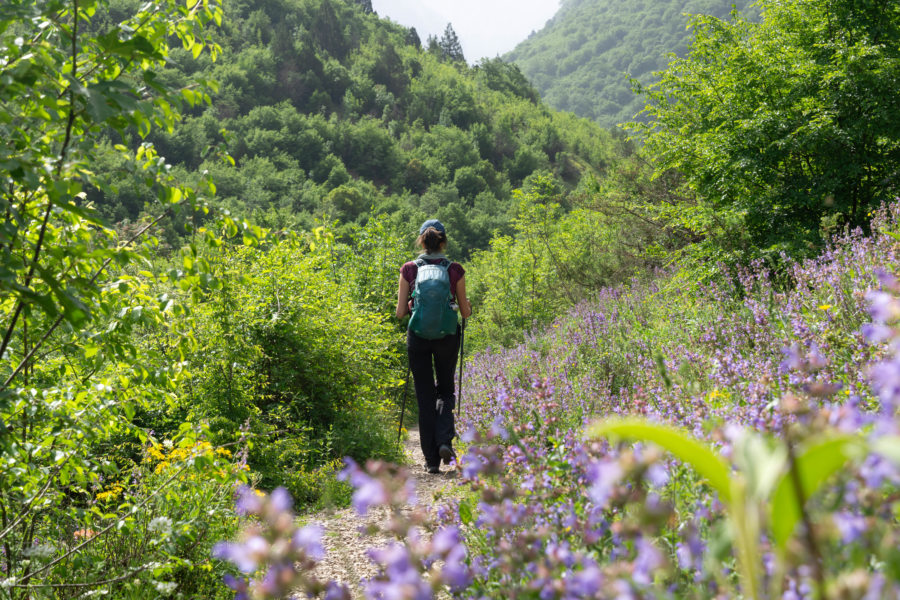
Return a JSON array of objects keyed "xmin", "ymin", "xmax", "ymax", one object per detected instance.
[
  {"xmin": 732, "ymin": 431, "xmax": 786, "ymax": 499},
  {"xmin": 458, "ymin": 499, "xmax": 474, "ymax": 525},
  {"xmin": 588, "ymin": 418, "xmax": 733, "ymax": 504},
  {"xmin": 167, "ymin": 186, "xmax": 183, "ymax": 205},
  {"xmin": 770, "ymin": 435, "xmax": 865, "ymax": 551}
]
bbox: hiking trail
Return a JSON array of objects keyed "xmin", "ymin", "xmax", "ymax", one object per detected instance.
[{"xmin": 306, "ymin": 427, "xmax": 458, "ymax": 597}]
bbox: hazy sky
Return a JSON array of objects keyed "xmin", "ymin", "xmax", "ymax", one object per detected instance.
[{"xmin": 371, "ymin": 0, "xmax": 561, "ymax": 62}]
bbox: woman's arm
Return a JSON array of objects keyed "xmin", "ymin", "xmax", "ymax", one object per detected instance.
[
  {"xmin": 456, "ymin": 276, "xmax": 472, "ymax": 319},
  {"xmin": 396, "ymin": 274, "xmax": 411, "ymax": 320}
]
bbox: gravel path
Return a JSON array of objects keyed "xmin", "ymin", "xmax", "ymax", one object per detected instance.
[{"xmin": 305, "ymin": 428, "xmax": 458, "ymax": 597}]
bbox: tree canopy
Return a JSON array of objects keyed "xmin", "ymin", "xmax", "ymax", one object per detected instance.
[
  {"xmin": 88, "ymin": 0, "xmax": 624, "ymax": 257},
  {"xmin": 631, "ymin": 0, "xmax": 900, "ymax": 260},
  {"xmin": 505, "ymin": 0, "xmax": 752, "ymax": 128}
]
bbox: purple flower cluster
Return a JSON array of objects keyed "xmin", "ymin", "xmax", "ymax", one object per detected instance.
[
  {"xmin": 442, "ymin": 204, "xmax": 900, "ymax": 596},
  {"xmin": 213, "ymin": 204, "xmax": 900, "ymax": 599},
  {"xmin": 460, "ymin": 207, "xmax": 900, "ymax": 444},
  {"xmin": 340, "ymin": 459, "xmax": 473, "ymax": 597},
  {"xmin": 338, "ymin": 457, "xmax": 416, "ymax": 516},
  {"xmin": 213, "ymin": 485, "xmax": 348, "ymax": 600},
  {"xmin": 214, "ymin": 463, "xmax": 473, "ymax": 600},
  {"xmin": 437, "ymin": 421, "xmax": 695, "ymax": 597}
]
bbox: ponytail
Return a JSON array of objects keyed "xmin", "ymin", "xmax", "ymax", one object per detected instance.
[{"xmin": 416, "ymin": 227, "xmax": 447, "ymax": 254}]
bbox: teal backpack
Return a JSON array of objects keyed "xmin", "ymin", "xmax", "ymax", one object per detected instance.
[{"xmin": 408, "ymin": 258, "xmax": 459, "ymax": 339}]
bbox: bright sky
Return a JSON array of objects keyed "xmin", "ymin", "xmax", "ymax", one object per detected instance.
[{"xmin": 371, "ymin": 0, "xmax": 561, "ymax": 62}]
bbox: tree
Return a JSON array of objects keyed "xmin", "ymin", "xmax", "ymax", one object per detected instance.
[
  {"xmin": 475, "ymin": 58, "xmax": 540, "ymax": 103},
  {"xmin": 406, "ymin": 26, "xmax": 422, "ymax": 49},
  {"xmin": 505, "ymin": 0, "xmax": 753, "ymax": 128},
  {"xmin": 632, "ymin": 0, "xmax": 900, "ymax": 260},
  {"xmin": 439, "ymin": 22, "xmax": 466, "ymax": 63},
  {"xmin": 353, "ymin": 0, "xmax": 373, "ymax": 13},
  {"xmin": 0, "ymin": 0, "xmax": 255, "ymax": 592},
  {"xmin": 426, "ymin": 33, "xmax": 441, "ymax": 57}
]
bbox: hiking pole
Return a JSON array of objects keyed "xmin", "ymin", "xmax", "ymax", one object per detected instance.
[
  {"xmin": 398, "ymin": 359, "xmax": 411, "ymax": 444},
  {"xmin": 457, "ymin": 318, "xmax": 467, "ymax": 415}
]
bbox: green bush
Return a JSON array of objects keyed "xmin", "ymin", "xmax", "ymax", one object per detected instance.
[
  {"xmin": 181, "ymin": 236, "xmax": 405, "ymax": 506},
  {"xmin": 465, "ymin": 174, "xmax": 668, "ymax": 350}
]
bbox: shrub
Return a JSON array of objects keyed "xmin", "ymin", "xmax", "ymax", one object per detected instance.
[{"xmin": 181, "ymin": 236, "xmax": 404, "ymax": 506}]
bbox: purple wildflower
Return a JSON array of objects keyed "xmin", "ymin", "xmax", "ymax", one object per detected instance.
[
  {"xmin": 269, "ymin": 487, "xmax": 293, "ymax": 513},
  {"xmin": 366, "ymin": 544, "xmax": 432, "ymax": 600},
  {"xmin": 212, "ymin": 535, "xmax": 268, "ymax": 573},
  {"xmin": 234, "ymin": 485, "xmax": 263, "ymax": 516},
  {"xmin": 461, "ymin": 451, "xmax": 486, "ymax": 479},
  {"xmin": 645, "ymin": 463, "xmax": 669, "ymax": 488},
  {"xmin": 632, "ymin": 537, "xmax": 663, "ymax": 586},
  {"xmin": 866, "ymin": 290, "xmax": 900, "ymax": 323},
  {"xmin": 869, "ymin": 358, "xmax": 900, "ymax": 410},
  {"xmin": 324, "ymin": 581, "xmax": 352, "ymax": 600},
  {"xmin": 566, "ymin": 558, "xmax": 602, "ymax": 597},
  {"xmin": 430, "ymin": 526, "xmax": 461, "ymax": 556},
  {"xmin": 352, "ymin": 475, "xmax": 388, "ymax": 516},
  {"xmin": 832, "ymin": 511, "xmax": 866, "ymax": 544},
  {"xmin": 780, "ymin": 344, "xmax": 804, "ymax": 374},
  {"xmin": 223, "ymin": 574, "xmax": 250, "ymax": 600},
  {"xmin": 460, "ymin": 427, "xmax": 477, "ymax": 443},
  {"xmin": 860, "ymin": 453, "xmax": 900, "ymax": 489},
  {"xmin": 862, "ymin": 323, "xmax": 893, "ymax": 344},
  {"xmin": 586, "ymin": 459, "xmax": 622, "ymax": 507},
  {"xmin": 292, "ymin": 525, "xmax": 325, "ymax": 561},
  {"xmin": 441, "ymin": 545, "xmax": 472, "ymax": 591}
]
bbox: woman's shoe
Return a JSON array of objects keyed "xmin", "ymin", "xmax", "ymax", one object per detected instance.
[
  {"xmin": 439, "ymin": 444, "xmax": 455, "ymax": 465},
  {"xmin": 426, "ymin": 464, "xmax": 440, "ymax": 474}
]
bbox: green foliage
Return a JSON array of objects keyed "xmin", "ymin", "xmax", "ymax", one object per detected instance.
[
  {"xmin": 86, "ymin": 0, "xmax": 624, "ymax": 257},
  {"xmin": 0, "ymin": 0, "xmax": 259, "ymax": 595},
  {"xmin": 73, "ymin": 439, "xmax": 245, "ymax": 599},
  {"xmin": 179, "ymin": 235, "xmax": 405, "ymax": 505},
  {"xmin": 769, "ymin": 435, "xmax": 865, "ymax": 551},
  {"xmin": 506, "ymin": 0, "xmax": 752, "ymax": 128},
  {"xmin": 632, "ymin": 0, "xmax": 900, "ymax": 262},
  {"xmin": 465, "ymin": 172, "xmax": 674, "ymax": 349}
]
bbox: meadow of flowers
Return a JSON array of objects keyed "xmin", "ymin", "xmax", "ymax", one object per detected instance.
[{"xmin": 214, "ymin": 205, "xmax": 900, "ymax": 599}]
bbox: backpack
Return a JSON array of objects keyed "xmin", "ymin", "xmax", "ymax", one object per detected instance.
[{"xmin": 408, "ymin": 258, "xmax": 459, "ymax": 339}]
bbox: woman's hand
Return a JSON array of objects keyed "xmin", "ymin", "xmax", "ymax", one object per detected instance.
[{"xmin": 461, "ymin": 299, "xmax": 472, "ymax": 319}]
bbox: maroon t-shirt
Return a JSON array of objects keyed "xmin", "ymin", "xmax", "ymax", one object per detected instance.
[{"xmin": 401, "ymin": 257, "xmax": 465, "ymax": 301}]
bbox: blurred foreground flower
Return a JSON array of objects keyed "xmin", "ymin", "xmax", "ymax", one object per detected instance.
[
  {"xmin": 213, "ymin": 485, "xmax": 348, "ymax": 600},
  {"xmin": 340, "ymin": 459, "xmax": 474, "ymax": 598}
]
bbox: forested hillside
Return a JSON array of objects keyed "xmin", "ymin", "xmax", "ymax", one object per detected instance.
[
  {"xmin": 505, "ymin": 0, "xmax": 752, "ymax": 128},
  {"xmin": 92, "ymin": 0, "xmax": 624, "ymax": 255}
]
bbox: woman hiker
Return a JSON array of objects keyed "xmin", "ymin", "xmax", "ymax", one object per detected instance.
[{"xmin": 396, "ymin": 219, "xmax": 472, "ymax": 474}]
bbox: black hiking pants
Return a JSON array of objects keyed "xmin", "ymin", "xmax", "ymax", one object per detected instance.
[{"xmin": 407, "ymin": 326, "xmax": 459, "ymax": 467}]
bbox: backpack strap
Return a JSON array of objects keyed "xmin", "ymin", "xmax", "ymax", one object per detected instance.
[{"xmin": 410, "ymin": 259, "xmax": 425, "ymax": 298}]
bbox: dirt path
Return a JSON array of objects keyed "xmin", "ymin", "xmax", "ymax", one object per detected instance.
[{"xmin": 307, "ymin": 428, "xmax": 458, "ymax": 596}]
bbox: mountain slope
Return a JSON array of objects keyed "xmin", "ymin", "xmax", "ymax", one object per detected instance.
[
  {"xmin": 505, "ymin": 0, "xmax": 752, "ymax": 128},
  {"xmin": 93, "ymin": 0, "xmax": 626, "ymax": 255}
]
